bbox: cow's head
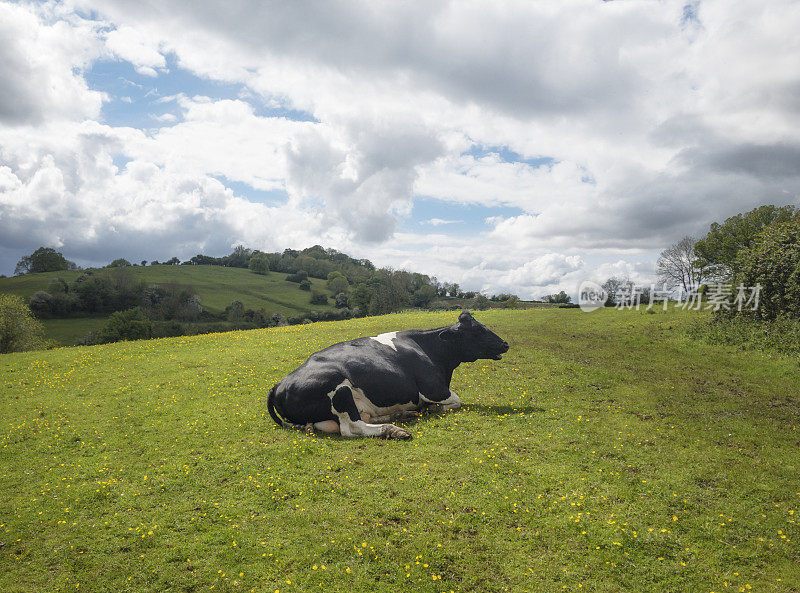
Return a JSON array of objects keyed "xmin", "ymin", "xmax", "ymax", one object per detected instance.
[{"xmin": 439, "ymin": 311, "xmax": 509, "ymax": 362}]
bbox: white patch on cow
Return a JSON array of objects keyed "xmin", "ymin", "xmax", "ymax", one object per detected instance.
[
  {"xmin": 338, "ymin": 418, "xmax": 387, "ymax": 437},
  {"xmin": 370, "ymin": 331, "xmax": 398, "ymax": 351},
  {"xmin": 329, "ymin": 379, "xmax": 417, "ymax": 424},
  {"xmin": 326, "ymin": 379, "xmax": 387, "ymax": 436},
  {"xmin": 419, "ymin": 390, "xmax": 461, "ymax": 410}
]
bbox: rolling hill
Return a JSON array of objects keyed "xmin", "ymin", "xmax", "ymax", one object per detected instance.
[{"xmin": 0, "ymin": 264, "xmax": 335, "ymax": 345}]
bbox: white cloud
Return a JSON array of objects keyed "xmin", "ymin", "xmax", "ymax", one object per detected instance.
[
  {"xmin": 2, "ymin": 0, "xmax": 800, "ymax": 294},
  {"xmin": 104, "ymin": 25, "xmax": 167, "ymax": 76},
  {"xmin": 0, "ymin": 2, "xmax": 104, "ymax": 125}
]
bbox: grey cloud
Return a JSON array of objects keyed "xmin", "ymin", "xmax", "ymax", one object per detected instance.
[
  {"xmin": 676, "ymin": 142, "xmax": 800, "ymax": 179},
  {"xmin": 81, "ymin": 0, "xmax": 648, "ymax": 119},
  {"xmin": 286, "ymin": 122, "xmax": 444, "ymax": 242},
  {"xmin": 0, "ymin": 33, "xmax": 44, "ymax": 124}
]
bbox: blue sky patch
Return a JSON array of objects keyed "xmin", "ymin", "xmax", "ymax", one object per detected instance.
[
  {"xmin": 84, "ymin": 53, "xmax": 317, "ymax": 129},
  {"xmin": 402, "ymin": 196, "xmax": 525, "ymax": 235},
  {"xmin": 212, "ymin": 176, "xmax": 289, "ymax": 206},
  {"xmin": 463, "ymin": 144, "xmax": 555, "ymax": 168}
]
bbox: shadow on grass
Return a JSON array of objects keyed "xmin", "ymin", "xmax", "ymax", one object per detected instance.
[
  {"xmin": 463, "ymin": 403, "xmax": 546, "ymax": 415},
  {"xmin": 287, "ymin": 403, "xmax": 546, "ymax": 439}
]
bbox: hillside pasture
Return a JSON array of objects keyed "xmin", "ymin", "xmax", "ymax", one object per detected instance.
[
  {"xmin": 1, "ymin": 309, "xmax": 798, "ymax": 592},
  {"xmin": 0, "ymin": 265, "xmax": 335, "ymax": 345}
]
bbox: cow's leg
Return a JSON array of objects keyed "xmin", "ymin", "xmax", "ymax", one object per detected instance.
[
  {"xmin": 313, "ymin": 420, "xmax": 340, "ymax": 434},
  {"xmin": 440, "ymin": 390, "xmax": 461, "ymax": 410},
  {"xmin": 420, "ymin": 390, "xmax": 461, "ymax": 413},
  {"xmin": 330, "ymin": 384, "xmax": 411, "ymax": 439}
]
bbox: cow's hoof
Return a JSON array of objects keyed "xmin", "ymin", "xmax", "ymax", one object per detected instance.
[
  {"xmin": 381, "ymin": 424, "xmax": 412, "ymax": 440},
  {"xmin": 303, "ymin": 423, "xmax": 315, "ymax": 435}
]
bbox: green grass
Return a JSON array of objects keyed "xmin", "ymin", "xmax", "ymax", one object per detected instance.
[
  {"xmin": 39, "ymin": 317, "xmax": 109, "ymax": 347},
  {"xmin": 1, "ymin": 308, "xmax": 798, "ymax": 592},
  {"xmin": 0, "ymin": 265, "xmax": 334, "ymax": 345}
]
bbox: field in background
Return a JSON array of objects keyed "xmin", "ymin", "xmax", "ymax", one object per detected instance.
[
  {"xmin": 1, "ymin": 308, "xmax": 798, "ymax": 592},
  {"xmin": 0, "ymin": 265, "xmax": 334, "ymax": 345}
]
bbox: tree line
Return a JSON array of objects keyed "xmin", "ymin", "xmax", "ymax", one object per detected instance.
[
  {"xmin": 655, "ymin": 204, "xmax": 800, "ymax": 320},
  {"xmin": 5, "ymin": 244, "xmax": 526, "ymax": 349}
]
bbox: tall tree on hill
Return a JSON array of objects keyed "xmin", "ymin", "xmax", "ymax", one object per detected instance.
[{"xmin": 15, "ymin": 247, "xmax": 77, "ymax": 275}]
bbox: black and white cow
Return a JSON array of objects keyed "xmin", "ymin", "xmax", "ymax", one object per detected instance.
[{"xmin": 267, "ymin": 311, "xmax": 509, "ymax": 439}]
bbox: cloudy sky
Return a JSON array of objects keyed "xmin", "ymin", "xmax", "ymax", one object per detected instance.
[{"xmin": 1, "ymin": 0, "xmax": 799, "ymax": 298}]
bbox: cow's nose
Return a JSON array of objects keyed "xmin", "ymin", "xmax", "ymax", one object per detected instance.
[{"xmin": 501, "ymin": 341, "xmax": 509, "ymax": 352}]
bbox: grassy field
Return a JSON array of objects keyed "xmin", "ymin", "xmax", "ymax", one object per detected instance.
[
  {"xmin": 0, "ymin": 308, "xmax": 798, "ymax": 592},
  {"xmin": 0, "ymin": 265, "xmax": 334, "ymax": 345}
]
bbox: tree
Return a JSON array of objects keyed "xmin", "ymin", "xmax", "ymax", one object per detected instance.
[
  {"xmin": 601, "ymin": 277, "xmax": 627, "ymax": 306},
  {"xmin": 286, "ymin": 270, "xmax": 308, "ymax": 283},
  {"xmin": 544, "ymin": 290, "xmax": 572, "ymax": 304},
  {"xmin": 327, "ymin": 274, "xmax": 349, "ymax": 295},
  {"xmin": 223, "ymin": 245, "xmax": 252, "ymax": 268},
  {"xmin": 411, "ymin": 284, "xmax": 436, "ymax": 307},
  {"xmin": 501, "ymin": 295, "xmax": 521, "ymax": 309},
  {"xmin": 334, "ymin": 292, "xmax": 349, "ymax": 308},
  {"xmin": 473, "ymin": 294, "xmax": 491, "ymax": 310},
  {"xmin": 299, "ymin": 279, "xmax": 312, "ymax": 291},
  {"xmin": 657, "ymin": 236, "xmax": 702, "ymax": 292},
  {"xmin": 140, "ymin": 260, "xmax": 147, "ymax": 266},
  {"xmin": 248, "ymin": 253, "xmax": 270, "ymax": 275},
  {"xmin": 107, "ymin": 258, "xmax": 132, "ymax": 268},
  {"xmin": 226, "ymin": 300, "xmax": 244, "ymax": 322},
  {"xmin": 694, "ymin": 205, "xmax": 798, "ymax": 281},
  {"xmin": 350, "ymin": 283, "xmax": 372, "ymax": 312},
  {"xmin": 0, "ymin": 295, "xmax": 47, "ymax": 353},
  {"xmin": 448, "ymin": 283, "xmax": 460, "ymax": 297},
  {"xmin": 166, "ymin": 257, "xmax": 181, "ymax": 265},
  {"xmin": 310, "ymin": 289, "xmax": 328, "ymax": 305},
  {"xmin": 97, "ymin": 308, "xmax": 152, "ymax": 343},
  {"xmin": 15, "ymin": 247, "xmax": 75, "ymax": 275},
  {"xmin": 735, "ymin": 219, "xmax": 800, "ymax": 320}
]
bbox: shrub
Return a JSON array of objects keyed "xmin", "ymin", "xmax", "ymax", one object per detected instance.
[
  {"xmin": 310, "ymin": 290, "xmax": 328, "ymax": 305},
  {"xmin": 286, "ymin": 271, "xmax": 308, "ymax": 283},
  {"xmin": 0, "ymin": 295, "xmax": 48, "ymax": 353},
  {"xmin": 334, "ymin": 292, "xmax": 349, "ymax": 308},
  {"xmin": 225, "ymin": 300, "xmax": 245, "ymax": 322},
  {"xmin": 29, "ymin": 291, "xmax": 54, "ymax": 317},
  {"xmin": 734, "ymin": 219, "xmax": 800, "ymax": 320},
  {"xmin": 96, "ymin": 308, "xmax": 152, "ymax": 344},
  {"xmin": 688, "ymin": 314, "xmax": 800, "ymax": 355},
  {"xmin": 473, "ymin": 294, "xmax": 491, "ymax": 310},
  {"xmin": 299, "ymin": 279, "xmax": 312, "ymax": 291},
  {"xmin": 544, "ymin": 291, "xmax": 572, "ymax": 304},
  {"xmin": 411, "ymin": 284, "xmax": 436, "ymax": 307}
]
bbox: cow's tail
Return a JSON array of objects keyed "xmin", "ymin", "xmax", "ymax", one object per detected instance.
[{"xmin": 267, "ymin": 384, "xmax": 303, "ymax": 429}]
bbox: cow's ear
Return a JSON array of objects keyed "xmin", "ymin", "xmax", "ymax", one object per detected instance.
[
  {"xmin": 458, "ymin": 310, "xmax": 474, "ymax": 326},
  {"xmin": 439, "ymin": 327, "xmax": 458, "ymax": 341}
]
